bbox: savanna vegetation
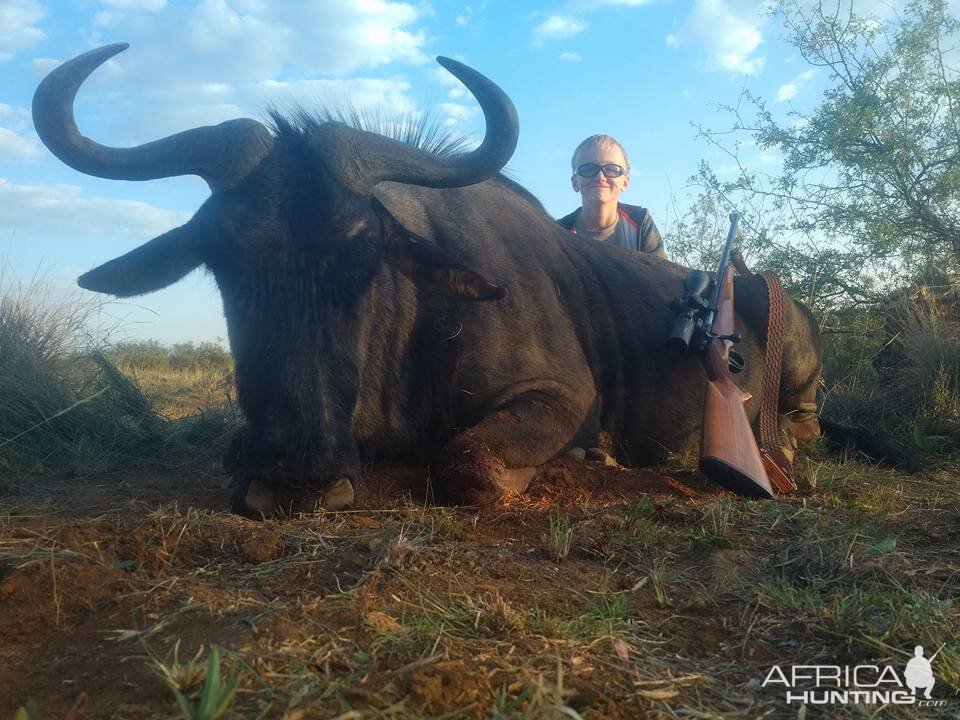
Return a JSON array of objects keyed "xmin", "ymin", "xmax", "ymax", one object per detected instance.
[
  {"xmin": 1, "ymin": 1, "xmax": 958, "ymax": 718},
  {"xmin": 669, "ymin": 0, "xmax": 960, "ymax": 453}
]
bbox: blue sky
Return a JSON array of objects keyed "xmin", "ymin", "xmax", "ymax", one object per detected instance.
[{"xmin": 0, "ymin": 0, "xmax": 843, "ymax": 344}]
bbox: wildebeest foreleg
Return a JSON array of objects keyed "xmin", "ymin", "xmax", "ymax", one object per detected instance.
[{"xmin": 435, "ymin": 389, "xmax": 586, "ymax": 505}]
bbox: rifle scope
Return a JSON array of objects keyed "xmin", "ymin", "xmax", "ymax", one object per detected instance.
[{"xmin": 665, "ymin": 270, "xmax": 711, "ymax": 354}]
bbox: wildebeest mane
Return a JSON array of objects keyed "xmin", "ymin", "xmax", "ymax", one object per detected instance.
[{"xmin": 266, "ymin": 106, "xmax": 546, "ymax": 212}]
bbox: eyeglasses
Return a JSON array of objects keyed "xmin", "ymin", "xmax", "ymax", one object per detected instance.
[{"xmin": 576, "ymin": 163, "xmax": 626, "ymax": 178}]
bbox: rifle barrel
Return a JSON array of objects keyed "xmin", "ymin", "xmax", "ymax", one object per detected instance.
[{"xmin": 707, "ymin": 212, "xmax": 740, "ymax": 314}]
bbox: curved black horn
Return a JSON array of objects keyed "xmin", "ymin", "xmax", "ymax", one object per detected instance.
[
  {"xmin": 32, "ymin": 43, "xmax": 273, "ymax": 192},
  {"xmin": 312, "ymin": 56, "xmax": 519, "ymax": 194}
]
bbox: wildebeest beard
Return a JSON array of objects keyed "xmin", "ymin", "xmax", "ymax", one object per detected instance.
[{"xmin": 221, "ymin": 250, "xmax": 371, "ymax": 493}]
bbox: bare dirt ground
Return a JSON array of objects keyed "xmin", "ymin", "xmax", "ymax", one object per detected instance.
[{"xmin": 1, "ymin": 455, "xmax": 958, "ymax": 719}]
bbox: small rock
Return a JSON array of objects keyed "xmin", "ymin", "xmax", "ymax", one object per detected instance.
[
  {"xmin": 585, "ymin": 447, "xmax": 608, "ymax": 461},
  {"xmin": 586, "ymin": 448, "xmax": 618, "ymax": 466},
  {"xmin": 566, "ymin": 447, "xmax": 586, "ymax": 461}
]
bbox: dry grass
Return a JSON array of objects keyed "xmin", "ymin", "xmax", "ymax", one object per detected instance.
[
  {"xmin": 822, "ymin": 278, "xmax": 960, "ymax": 452},
  {"xmin": 1, "ymin": 447, "xmax": 957, "ymax": 719},
  {"xmin": 0, "ymin": 276, "xmax": 238, "ymax": 491}
]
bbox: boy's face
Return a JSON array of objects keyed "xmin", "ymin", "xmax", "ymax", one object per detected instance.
[{"xmin": 571, "ymin": 143, "xmax": 630, "ymax": 205}]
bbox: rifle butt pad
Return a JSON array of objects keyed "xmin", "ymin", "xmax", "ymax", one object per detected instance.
[{"xmin": 700, "ymin": 456, "xmax": 775, "ymax": 499}]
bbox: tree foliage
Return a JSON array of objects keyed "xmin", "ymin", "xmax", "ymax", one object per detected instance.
[{"xmin": 690, "ymin": 0, "xmax": 960, "ymax": 309}]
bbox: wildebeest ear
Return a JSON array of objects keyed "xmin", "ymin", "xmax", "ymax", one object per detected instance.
[
  {"xmin": 78, "ymin": 222, "xmax": 204, "ymax": 297},
  {"xmin": 371, "ymin": 196, "xmax": 506, "ymax": 301}
]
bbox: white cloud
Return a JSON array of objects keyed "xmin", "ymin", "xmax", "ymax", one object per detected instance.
[
  {"xmin": 98, "ymin": 0, "xmax": 166, "ymax": 9},
  {"xmin": 431, "ymin": 62, "xmax": 469, "ymax": 88},
  {"xmin": 259, "ymin": 77, "xmax": 417, "ymax": 116},
  {"xmin": 775, "ymin": 83, "xmax": 798, "ymax": 102},
  {"xmin": 31, "ymin": 2, "xmax": 439, "ymax": 145},
  {"xmin": 454, "ymin": 3, "xmax": 490, "ymax": 29},
  {"xmin": 566, "ymin": 0, "xmax": 651, "ymax": 8},
  {"xmin": 715, "ymin": 162, "xmax": 742, "ymax": 178},
  {"xmin": 0, "ymin": 104, "xmax": 40, "ymax": 160},
  {"xmin": 0, "ymin": 127, "xmax": 40, "ymax": 161},
  {"xmin": 439, "ymin": 101, "xmax": 479, "ymax": 126},
  {"xmin": 439, "ymin": 102, "xmax": 479, "ymax": 118},
  {"xmin": 775, "ymin": 68, "xmax": 817, "ymax": 102},
  {"xmin": 676, "ymin": 0, "xmax": 768, "ymax": 75},
  {"xmin": 31, "ymin": 58, "xmax": 59, "ymax": 77},
  {"xmin": 560, "ymin": 52, "xmax": 582, "ymax": 62},
  {"xmin": 455, "ymin": 4, "xmax": 477, "ymax": 27},
  {"xmin": 0, "ymin": 103, "xmax": 31, "ymax": 128},
  {"xmin": 534, "ymin": 15, "xmax": 588, "ymax": 44},
  {"xmin": 665, "ymin": 33, "xmax": 679, "ymax": 47},
  {"xmin": 758, "ymin": 149, "xmax": 781, "ymax": 165},
  {"xmin": 92, "ymin": 10, "xmax": 122, "ymax": 28},
  {"xmin": 0, "ymin": 0, "xmax": 45, "ymax": 61},
  {"xmin": 429, "ymin": 58, "xmax": 474, "ymax": 103},
  {"xmin": 200, "ymin": 82, "xmax": 232, "ymax": 96},
  {"xmin": 77, "ymin": 1, "xmax": 431, "ymax": 91},
  {"xmin": 90, "ymin": 0, "xmax": 166, "ymax": 28},
  {"xmin": 96, "ymin": 75, "xmax": 420, "ymax": 146},
  {"xmin": 547, "ymin": 0, "xmax": 653, "ymax": 44},
  {"xmin": 0, "ymin": 179, "xmax": 191, "ymax": 239}
]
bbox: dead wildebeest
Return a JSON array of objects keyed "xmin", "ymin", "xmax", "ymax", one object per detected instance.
[{"xmin": 34, "ymin": 44, "xmax": 823, "ymax": 517}]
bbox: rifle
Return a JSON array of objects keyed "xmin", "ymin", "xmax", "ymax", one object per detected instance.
[{"xmin": 666, "ymin": 212, "xmax": 775, "ymax": 499}]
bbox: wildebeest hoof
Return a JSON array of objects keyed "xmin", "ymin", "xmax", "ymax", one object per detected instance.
[
  {"xmin": 501, "ymin": 467, "xmax": 536, "ymax": 495},
  {"xmin": 231, "ymin": 478, "xmax": 277, "ymax": 519},
  {"xmin": 321, "ymin": 477, "xmax": 355, "ymax": 510},
  {"xmin": 438, "ymin": 447, "xmax": 537, "ymax": 505}
]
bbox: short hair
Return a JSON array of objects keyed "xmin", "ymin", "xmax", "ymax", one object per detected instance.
[{"xmin": 571, "ymin": 134, "xmax": 630, "ymax": 174}]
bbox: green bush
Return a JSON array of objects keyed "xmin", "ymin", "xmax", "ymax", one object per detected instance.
[
  {"xmin": 105, "ymin": 340, "xmax": 233, "ymax": 374},
  {"xmin": 103, "ymin": 340, "xmax": 170, "ymax": 371},
  {"xmin": 817, "ymin": 279, "xmax": 960, "ymax": 450},
  {"xmin": 885, "ymin": 282, "xmax": 960, "ymax": 447}
]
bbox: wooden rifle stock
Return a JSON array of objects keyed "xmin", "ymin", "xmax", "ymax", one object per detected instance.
[{"xmin": 699, "ymin": 265, "xmax": 774, "ymax": 499}]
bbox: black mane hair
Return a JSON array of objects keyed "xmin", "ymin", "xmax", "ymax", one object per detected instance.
[{"xmin": 266, "ymin": 106, "xmax": 547, "ymax": 213}]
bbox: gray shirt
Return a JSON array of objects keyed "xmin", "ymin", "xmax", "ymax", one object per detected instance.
[
  {"xmin": 559, "ymin": 204, "xmax": 665, "ymax": 257},
  {"xmin": 573, "ymin": 213, "xmax": 637, "ymax": 249}
]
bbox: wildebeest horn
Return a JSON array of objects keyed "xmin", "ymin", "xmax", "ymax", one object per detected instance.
[
  {"xmin": 311, "ymin": 56, "xmax": 519, "ymax": 194},
  {"xmin": 32, "ymin": 43, "xmax": 273, "ymax": 192}
]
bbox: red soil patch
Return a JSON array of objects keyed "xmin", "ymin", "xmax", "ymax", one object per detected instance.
[{"xmin": 0, "ymin": 458, "xmax": 731, "ymax": 718}]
